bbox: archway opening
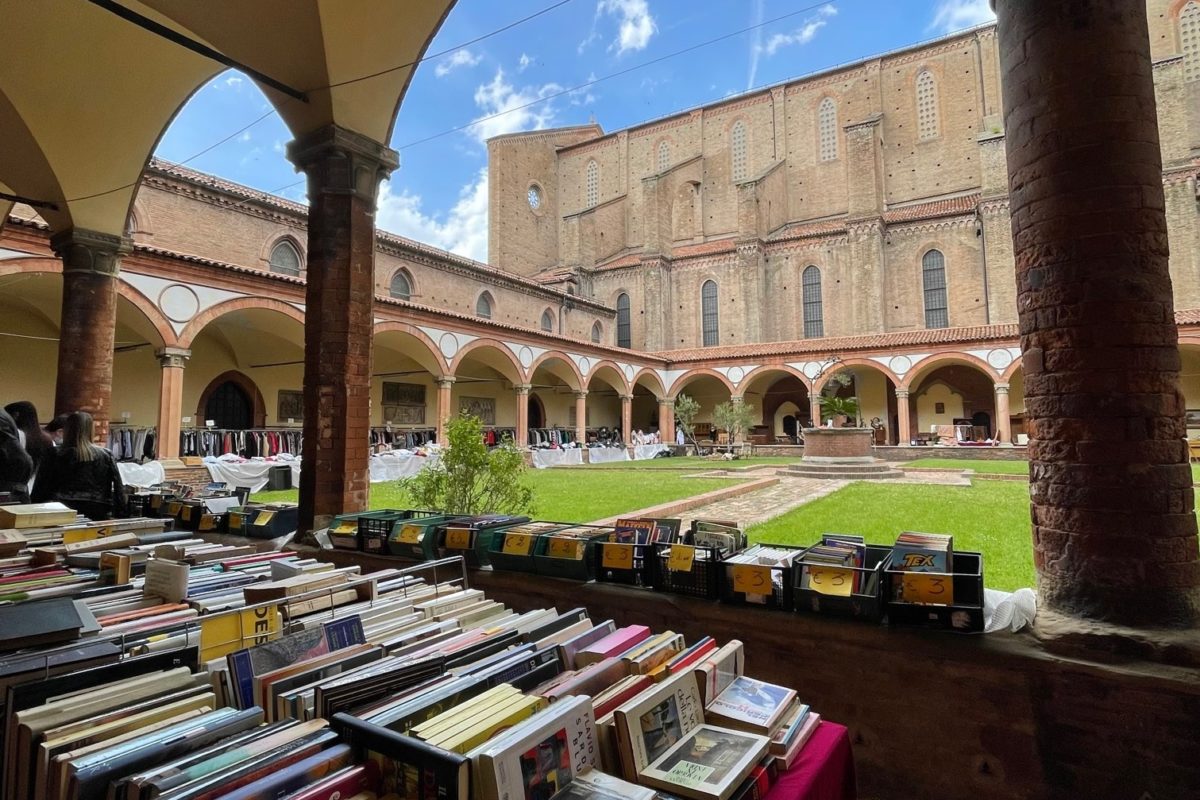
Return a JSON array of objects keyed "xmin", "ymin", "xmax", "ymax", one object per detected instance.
[
  {"xmin": 204, "ymin": 379, "xmax": 253, "ymax": 429},
  {"xmin": 908, "ymin": 363, "xmax": 996, "ymax": 443},
  {"xmin": 740, "ymin": 370, "xmax": 810, "ymax": 444}
]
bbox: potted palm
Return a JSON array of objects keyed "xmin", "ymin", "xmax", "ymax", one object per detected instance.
[{"xmin": 818, "ymin": 395, "xmax": 860, "ymax": 428}]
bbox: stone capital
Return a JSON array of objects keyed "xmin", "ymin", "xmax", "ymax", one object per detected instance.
[
  {"xmin": 50, "ymin": 228, "xmax": 131, "ymax": 277},
  {"xmin": 515, "ymin": 383, "xmax": 533, "ymax": 396},
  {"xmin": 658, "ymin": 398, "xmax": 674, "ymax": 406},
  {"xmin": 287, "ymin": 124, "xmax": 399, "ymax": 206},
  {"xmin": 436, "ymin": 375, "xmax": 456, "ymax": 388},
  {"xmin": 155, "ymin": 346, "xmax": 191, "ymax": 369},
  {"xmin": 619, "ymin": 394, "xmax": 634, "ymax": 403},
  {"xmin": 574, "ymin": 390, "xmax": 588, "ymax": 400},
  {"xmin": 894, "ymin": 388, "xmax": 910, "ymax": 399},
  {"xmin": 994, "ymin": 382, "xmax": 1010, "ymax": 395}
]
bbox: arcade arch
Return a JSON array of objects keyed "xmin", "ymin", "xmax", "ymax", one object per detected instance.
[
  {"xmin": 737, "ymin": 366, "xmax": 811, "ymax": 442},
  {"xmin": 903, "ymin": 355, "xmax": 999, "ymax": 442}
]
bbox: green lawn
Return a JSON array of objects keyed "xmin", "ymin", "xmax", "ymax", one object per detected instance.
[
  {"xmin": 252, "ymin": 469, "xmax": 738, "ymax": 523},
  {"xmin": 749, "ymin": 481, "xmax": 1036, "ymax": 591},
  {"xmin": 577, "ymin": 456, "xmax": 803, "ymax": 470},
  {"xmin": 903, "ymin": 458, "xmax": 1031, "ymax": 475}
]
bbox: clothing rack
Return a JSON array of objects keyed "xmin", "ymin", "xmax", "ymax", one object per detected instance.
[
  {"xmin": 481, "ymin": 427, "xmax": 517, "ymax": 448},
  {"xmin": 370, "ymin": 426, "xmax": 437, "ymax": 450},
  {"xmin": 528, "ymin": 427, "xmax": 576, "ymax": 448},
  {"xmin": 108, "ymin": 424, "xmax": 157, "ymax": 462},
  {"xmin": 179, "ymin": 427, "xmax": 302, "ymax": 458}
]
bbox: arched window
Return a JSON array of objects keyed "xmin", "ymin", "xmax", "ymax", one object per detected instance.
[
  {"xmin": 541, "ymin": 309, "xmax": 555, "ymax": 332},
  {"xmin": 1183, "ymin": 2, "xmax": 1200, "ymax": 82},
  {"xmin": 731, "ymin": 120, "xmax": 748, "ymax": 181},
  {"xmin": 916, "ymin": 70, "xmax": 939, "ymax": 140},
  {"xmin": 389, "ymin": 270, "xmax": 412, "ymax": 300},
  {"xmin": 476, "ymin": 292, "xmax": 494, "ymax": 319},
  {"xmin": 701, "ymin": 280, "xmax": 719, "ymax": 347},
  {"xmin": 818, "ymin": 97, "xmax": 837, "ymax": 162},
  {"xmin": 616, "ymin": 293, "xmax": 631, "ymax": 348},
  {"xmin": 269, "ymin": 240, "xmax": 302, "ymax": 276},
  {"xmin": 922, "ymin": 250, "xmax": 949, "ymax": 329},
  {"xmin": 591, "ymin": 321, "xmax": 602, "ymax": 344},
  {"xmin": 585, "ymin": 160, "xmax": 599, "ymax": 207},
  {"xmin": 801, "ymin": 266, "xmax": 824, "ymax": 338},
  {"xmin": 657, "ymin": 140, "xmax": 671, "ymax": 173}
]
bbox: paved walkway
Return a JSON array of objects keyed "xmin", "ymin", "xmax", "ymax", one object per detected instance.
[{"xmin": 679, "ymin": 476, "xmax": 847, "ymax": 530}]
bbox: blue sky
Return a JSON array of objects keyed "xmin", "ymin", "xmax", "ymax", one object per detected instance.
[{"xmin": 154, "ymin": 0, "xmax": 995, "ymax": 263}]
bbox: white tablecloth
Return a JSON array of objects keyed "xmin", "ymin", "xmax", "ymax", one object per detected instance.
[
  {"xmin": 586, "ymin": 447, "xmax": 630, "ymax": 464},
  {"xmin": 117, "ymin": 460, "xmax": 166, "ymax": 486},
  {"xmin": 531, "ymin": 449, "xmax": 585, "ymax": 469},
  {"xmin": 632, "ymin": 444, "xmax": 669, "ymax": 460},
  {"xmin": 368, "ymin": 452, "xmax": 438, "ymax": 482},
  {"xmin": 204, "ymin": 459, "xmax": 301, "ymax": 492}
]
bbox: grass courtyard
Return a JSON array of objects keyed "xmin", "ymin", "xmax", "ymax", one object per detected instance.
[{"xmin": 575, "ymin": 455, "xmax": 804, "ymax": 470}]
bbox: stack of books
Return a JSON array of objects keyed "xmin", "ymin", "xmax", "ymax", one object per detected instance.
[
  {"xmin": 892, "ymin": 531, "xmax": 953, "ymax": 573},
  {"xmin": 691, "ymin": 520, "xmax": 746, "ymax": 557},
  {"xmin": 706, "ymin": 676, "xmax": 820, "ymax": 771},
  {"xmin": 800, "ymin": 534, "xmax": 869, "ymax": 595},
  {"xmin": 723, "ymin": 545, "xmax": 799, "ymax": 604}
]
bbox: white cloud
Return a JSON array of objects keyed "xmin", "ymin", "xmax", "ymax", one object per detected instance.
[
  {"xmin": 569, "ymin": 73, "xmax": 598, "ymax": 106},
  {"xmin": 596, "ymin": 0, "xmax": 657, "ymax": 55},
  {"xmin": 238, "ymin": 131, "xmax": 252, "ymax": 143},
  {"xmin": 518, "ymin": 53, "xmax": 533, "ymax": 71},
  {"xmin": 929, "ymin": 0, "xmax": 995, "ymax": 34},
  {"xmin": 760, "ymin": 4, "xmax": 837, "ymax": 57},
  {"xmin": 376, "ymin": 168, "xmax": 490, "ymax": 262},
  {"xmin": 469, "ymin": 68, "xmax": 562, "ymax": 144},
  {"xmin": 434, "ymin": 48, "xmax": 483, "ymax": 78}
]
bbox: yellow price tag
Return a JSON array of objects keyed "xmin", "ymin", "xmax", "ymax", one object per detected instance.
[
  {"xmin": 333, "ymin": 522, "xmax": 357, "ymax": 534},
  {"xmin": 731, "ymin": 564, "xmax": 773, "ymax": 595},
  {"xmin": 547, "ymin": 537, "xmax": 583, "ymax": 559},
  {"xmin": 602, "ymin": 543, "xmax": 635, "ymax": 570},
  {"xmin": 97, "ymin": 525, "xmax": 113, "ymax": 537},
  {"xmin": 502, "ymin": 532, "xmax": 533, "ymax": 556},
  {"xmin": 150, "ymin": 495, "xmax": 163, "ymax": 509},
  {"xmin": 667, "ymin": 545, "xmax": 695, "ymax": 572},
  {"xmin": 167, "ymin": 502, "xmax": 182, "ymax": 516},
  {"xmin": 397, "ymin": 524, "xmax": 423, "ymax": 544},
  {"xmin": 445, "ymin": 528, "xmax": 472, "ymax": 550},
  {"xmin": 199, "ymin": 514, "xmax": 217, "ymax": 532},
  {"xmin": 63, "ymin": 527, "xmax": 101, "ymax": 545},
  {"xmin": 181, "ymin": 505, "xmax": 192, "ymax": 521},
  {"xmin": 808, "ymin": 566, "xmax": 854, "ymax": 597},
  {"xmin": 901, "ymin": 573, "xmax": 954, "ymax": 605},
  {"xmin": 229, "ymin": 513, "xmax": 243, "ymax": 530},
  {"xmin": 255, "ymin": 511, "xmax": 275, "ymax": 526}
]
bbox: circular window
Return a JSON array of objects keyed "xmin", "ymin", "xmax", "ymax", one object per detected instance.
[{"xmin": 527, "ymin": 185, "xmax": 542, "ymax": 211}]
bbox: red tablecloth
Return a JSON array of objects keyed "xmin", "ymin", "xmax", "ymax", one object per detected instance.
[{"xmin": 763, "ymin": 721, "xmax": 856, "ymax": 800}]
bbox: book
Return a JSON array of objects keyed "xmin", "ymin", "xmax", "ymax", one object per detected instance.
[
  {"xmin": 773, "ymin": 713, "xmax": 820, "ymax": 770},
  {"xmin": 557, "ymin": 621, "xmax": 616, "ymax": 670},
  {"xmin": 638, "ymin": 724, "xmax": 770, "ymax": 800},
  {"xmin": 574, "ymin": 625, "xmax": 651, "ymax": 668},
  {"xmin": 612, "ymin": 670, "xmax": 705, "ymax": 781},
  {"xmin": 0, "ymin": 597, "xmax": 87, "ymax": 651},
  {"xmin": 227, "ymin": 614, "xmax": 366, "ymax": 709},
  {"xmin": 891, "ymin": 531, "xmax": 953, "ymax": 573},
  {"xmin": 333, "ymin": 712, "xmax": 470, "ymax": 800},
  {"xmin": 559, "ymin": 767, "xmax": 658, "ymax": 799},
  {"xmin": 705, "ymin": 677, "xmax": 797, "ymax": 735},
  {"xmin": 767, "ymin": 702, "xmax": 810, "ymax": 755},
  {"xmin": 694, "ymin": 640, "xmax": 744, "ymax": 705}
]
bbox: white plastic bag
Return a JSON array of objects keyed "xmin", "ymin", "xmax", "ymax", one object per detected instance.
[{"xmin": 983, "ymin": 587, "xmax": 1037, "ymax": 633}]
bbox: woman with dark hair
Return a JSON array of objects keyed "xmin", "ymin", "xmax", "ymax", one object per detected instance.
[
  {"xmin": 0, "ymin": 410, "xmax": 34, "ymax": 503},
  {"xmin": 35, "ymin": 411, "xmax": 126, "ymax": 519},
  {"xmin": 5, "ymin": 401, "xmax": 55, "ymax": 494}
]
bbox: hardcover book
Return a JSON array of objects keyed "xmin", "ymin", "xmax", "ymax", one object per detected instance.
[
  {"xmin": 705, "ymin": 677, "xmax": 797, "ymax": 735},
  {"xmin": 334, "ymin": 712, "xmax": 470, "ymax": 800},
  {"xmin": 638, "ymin": 725, "xmax": 770, "ymax": 800},
  {"xmin": 612, "ymin": 670, "xmax": 705, "ymax": 781}
]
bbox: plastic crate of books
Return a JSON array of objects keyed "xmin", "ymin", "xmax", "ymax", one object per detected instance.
[
  {"xmin": 532, "ymin": 524, "xmax": 615, "ymax": 581},
  {"xmin": 328, "ymin": 511, "xmax": 374, "ymax": 551},
  {"xmin": 243, "ymin": 503, "xmax": 299, "ymax": 539},
  {"xmin": 353, "ymin": 509, "xmax": 439, "ymax": 554},
  {"xmin": 885, "ymin": 550, "xmax": 985, "ymax": 633},
  {"xmin": 593, "ymin": 540, "xmax": 654, "ymax": 587},
  {"xmin": 225, "ymin": 505, "xmax": 255, "ymax": 536},
  {"xmin": 794, "ymin": 543, "xmax": 891, "ymax": 622},
  {"xmin": 386, "ymin": 514, "xmax": 461, "ymax": 560},
  {"xmin": 486, "ymin": 521, "xmax": 573, "ymax": 574},
  {"xmin": 650, "ymin": 543, "xmax": 723, "ymax": 599},
  {"xmin": 195, "ymin": 507, "xmax": 229, "ymax": 535},
  {"xmin": 438, "ymin": 515, "xmax": 532, "ymax": 567},
  {"xmin": 718, "ymin": 544, "xmax": 804, "ymax": 611}
]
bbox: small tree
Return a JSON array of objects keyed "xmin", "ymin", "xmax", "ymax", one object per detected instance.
[
  {"xmin": 399, "ymin": 414, "xmax": 535, "ymax": 515},
  {"xmin": 673, "ymin": 393, "xmax": 703, "ymax": 452},
  {"xmin": 713, "ymin": 400, "xmax": 756, "ymax": 448}
]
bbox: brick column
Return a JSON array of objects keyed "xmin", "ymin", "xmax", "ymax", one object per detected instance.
[
  {"xmin": 994, "ymin": 382, "xmax": 1011, "ymax": 445},
  {"xmin": 620, "ymin": 395, "xmax": 633, "ymax": 445},
  {"xmin": 810, "ymin": 396, "xmax": 823, "ymax": 428},
  {"xmin": 658, "ymin": 399, "xmax": 674, "ymax": 441},
  {"xmin": 288, "ymin": 125, "xmax": 397, "ymax": 534},
  {"xmin": 574, "ymin": 391, "xmax": 587, "ymax": 445},
  {"xmin": 516, "ymin": 384, "xmax": 531, "ymax": 449},
  {"xmin": 436, "ymin": 376, "xmax": 455, "ymax": 444},
  {"xmin": 894, "ymin": 389, "xmax": 911, "ymax": 444},
  {"xmin": 52, "ymin": 229, "xmax": 131, "ymax": 442},
  {"xmin": 155, "ymin": 347, "xmax": 190, "ymax": 462},
  {"xmin": 997, "ymin": 0, "xmax": 1199, "ymax": 626}
]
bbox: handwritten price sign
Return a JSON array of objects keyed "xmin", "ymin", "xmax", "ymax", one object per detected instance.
[
  {"xmin": 547, "ymin": 538, "xmax": 583, "ymax": 559},
  {"xmin": 444, "ymin": 528, "xmax": 472, "ymax": 550},
  {"xmin": 502, "ymin": 532, "xmax": 533, "ymax": 556},
  {"xmin": 808, "ymin": 566, "xmax": 854, "ymax": 597},
  {"xmin": 731, "ymin": 564, "xmax": 772, "ymax": 595},
  {"xmin": 601, "ymin": 542, "xmax": 635, "ymax": 570},
  {"xmin": 901, "ymin": 573, "xmax": 954, "ymax": 605},
  {"xmin": 667, "ymin": 544, "xmax": 695, "ymax": 572}
]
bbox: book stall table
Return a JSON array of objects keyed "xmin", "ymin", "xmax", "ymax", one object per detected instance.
[
  {"xmin": 586, "ymin": 446, "xmax": 630, "ymax": 463},
  {"xmin": 530, "ymin": 448, "xmax": 584, "ymax": 469},
  {"xmin": 632, "ymin": 443, "xmax": 669, "ymax": 460},
  {"xmin": 204, "ymin": 452, "xmax": 436, "ymax": 491},
  {"xmin": 764, "ymin": 721, "xmax": 856, "ymax": 800},
  {"xmin": 367, "ymin": 451, "xmax": 438, "ymax": 481},
  {"xmin": 115, "ymin": 460, "xmax": 165, "ymax": 487}
]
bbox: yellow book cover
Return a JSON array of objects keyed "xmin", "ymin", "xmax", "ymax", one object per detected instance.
[
  {"xmin": 410, "ymin": 684, "xmax": 519, "ymax": 740},
  {"xmin": 436, "ymin": 694, "xmax": 548, "ymax": 754}
]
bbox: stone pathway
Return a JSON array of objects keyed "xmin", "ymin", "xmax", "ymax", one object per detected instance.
[{"xmin": 679, "ymin": 476, "xmax": 847, "ymax": 530}]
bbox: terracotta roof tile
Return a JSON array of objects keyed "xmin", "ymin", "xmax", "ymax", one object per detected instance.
[
  {"xmin": 671, "ymin": 239, "xmax": 738, "ymax": 259},
  {"xmin": 767, "ymin": 218, "xmax": 847, "ymax": 242},
  {"xmin": 883, "ymin": 193, "xmax": 979, "ymax": 224}
]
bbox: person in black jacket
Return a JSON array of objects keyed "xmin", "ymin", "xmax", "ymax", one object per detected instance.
[
  {"xmin": 36, "ymin": 411, "xmax": 127, "ymax": 520},
  {"xmin": 5, "ymin": 401, "xmax": 55, "ymax": 496},
  {"xmin": 0, "ymin": 409, "xmax": 34, "ymax": 503}
]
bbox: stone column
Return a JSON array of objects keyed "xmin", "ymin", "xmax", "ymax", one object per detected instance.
[
  {"xmin": 894, "ymin": 389, "xmax": 912, "ymax": 445},
  {"xmin": 52, "ymin": 229, "xmax": 131, "ymax": 441},
  {"xmin": 435, "ymin": 376, "xmax": 455, "ymax": 444},
  {"xmin": 731, "ymin": 395, "xmax": 746, "ymax": 444},
  {"xmin": 574, "ymin": 391, "xmax": 588, "ymax": 445},
  {"xmin": 516, "ymin": 384, "xmax": 531, "ymax": 449},
  {"xmin": 997, "ymin": 0, "xmax": 1199, "ymax": 626},
  {"xmin": 658, "ymin": 399, "xmax": 674, "ymax": 442},
  {"xmin": 993, "ymin": 382, "xmax": 1011, "ymax": 444},
  {"xmin": 287, "ymin": 125, "xmax": 398, "ymax": 535},
  {"xmin": 155, "ymin": 347, "xmax": 190, "ymax": 463},
  {"xmin": 620, "ymin": 394, "xmax": 633, "ymax": 445}
]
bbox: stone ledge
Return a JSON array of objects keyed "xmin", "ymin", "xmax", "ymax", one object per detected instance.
[{"xmin": 1032, "ymin": 607, "xmax": 1200, "ymax": 671}]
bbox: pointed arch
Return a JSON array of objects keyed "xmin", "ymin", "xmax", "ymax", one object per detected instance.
[
  {"xmin": 615, "ymin": 292, "xmax": 632, "ymax": 348},
  {"xmin": 475, "ymin": 290, "xmax": 495, "ymax": 319},
  {"xmin": 801, "ymin": 265, "xmax": 823, "ymax": 338},
  {"xmin": 701, "ymin": 280, "xmax": 719, "ymax": 347},
  {"xmin": 268, "ymin": 238, "xmax": 303, "ymax": 277},
  {"xmin": 389, "ymin": 268, "xmax": 413, "ymax": 300},
  {"xmin": 922, "ymin": 249, "xmax": 949, "ymax": 329},
  {"xmin": 540, "ymin": 308, "xmax": 556, "ymax": 332},
  {"xmin": 585, "ymin": 159, "xmax": 599, "ymax": 207}
]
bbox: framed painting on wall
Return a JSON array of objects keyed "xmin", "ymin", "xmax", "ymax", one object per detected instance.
[
  {"xmin": 277, "ymin": 389, "xmax": 304, "ymax": 421},
  {"xmin": 1187, "ymin": 409, "xmax": 1200, "ymax": 429},
  {"xmin": 459, "ymin": 396, "xmax": 496, "ymax": 426}
]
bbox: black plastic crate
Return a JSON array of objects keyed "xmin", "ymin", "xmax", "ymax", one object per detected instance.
[
  {"xmin": 486, "ymin": 522, "xmax": 573, "ymax": 574},
  {"xmin": 356, "ymin": 510, "xmax": 411, "ymax": 554},
  {"xmin": 650, "ymin": 543, "xmax": 722, "ymax": 600},
  {"xmin": 794, "ymin": 544, "xmax": 890, "ymax": 622},
  {"xmin": 718, "ymin": 544, "xmax": 805, "ymax": 611},
  {"xmin": 885, "ymin": 550, "xmax": 984, "ymax": 633},
  {"xmin": 329, "ymin": 512, "xmax": 374, "ymax": 550},
  {"xmin": 532, "ymin": 525, "xmax": 614, "ymax": 581},
  {"xmin": 243, "ymin": 503, "xmax": 299, "ymax": 539},
  {"xmin": 593, "ymin": 541, "xmax": 653, "ymax": 587}
]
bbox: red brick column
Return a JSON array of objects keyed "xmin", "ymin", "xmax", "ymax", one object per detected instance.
[
  {"xmin": 658, "ymin": 399, "xmax": 674, "ymax": 441},
  {"xmin": 994, "ymin": 382, "xmax": 1011, "ymax": 445},
  {"xmin": 809, "ymin": 396, "xmax": 823, "ymax": 428},
  {"xmin": 52, "ymin": 229, "xmax": 130, "ymax": 442},
  {"xmin": 996, "ymin": 1, "xmax": 1200, "ymax": 626},
  {"xmin": 288, "ymin": 125, "xmax": 398, "ymax": 534},
  {"xmin": 620, "ymin": 394, "xmax": 633, "ymax": 445}
]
